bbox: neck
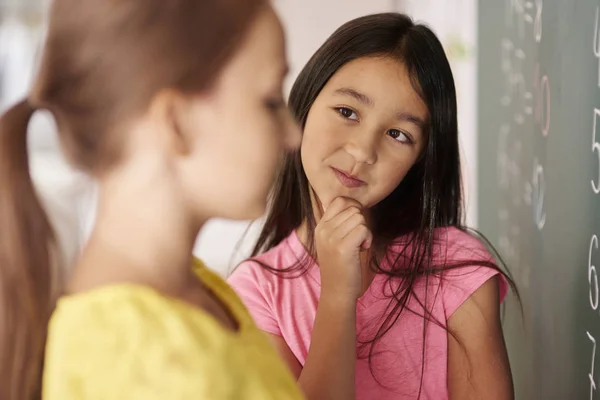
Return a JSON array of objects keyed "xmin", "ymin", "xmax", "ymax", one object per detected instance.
[{"xmin": 69, "ymin": 157, "xmax": 203, "ymax": 295}]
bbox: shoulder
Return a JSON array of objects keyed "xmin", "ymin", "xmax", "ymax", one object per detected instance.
[
  {"xmin": 46, "ymin": 285, "xmax": 226, "ymax": 359},
  {"xmin": 433, "ymin": 227, "xmax": 493, "ymax": 261},
  {"xmin": 430, "ymin": 227, "xmax": 501, "ymax": 279},
  {"xmin": 43, "ymin": 286, "xmax": 228, "ymax": 398},
  {"xmin": 47, "ymin": 286, "xmax": 171, "ymax": 337},
  {"xmin": 228, "ymin": 233, "xmax": 307, "ymax": 287},
  {"xmin": 226, "ymin": 238, "xmax": 293, "ymax": 311},
  {"xmin": 435, "ymin": 227, "xmax": 508, "ymax": 316},
  {"xmin": 388, "ymin": 227, "xmax": 508, "ymax": 317},
  {"xmin": 227, "ymin": 234, "xmax": 315, "ymax": 336},
  {"xmin": 386, "ymin": 227, "xmax": 494, "ymax": 270}
]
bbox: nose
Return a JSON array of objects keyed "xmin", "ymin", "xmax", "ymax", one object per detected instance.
[
  {"xmin": 344, "ymin": 128, "xmax": 378, "ymax": 165},
  {"xmin": 281, "ymin": 108, "xmax": 302, "ymax": 150}
]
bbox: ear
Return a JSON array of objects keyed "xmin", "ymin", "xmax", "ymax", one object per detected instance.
[{"xmin": 147, "ymin": 89, "xmax": 192, "ymax": 157}]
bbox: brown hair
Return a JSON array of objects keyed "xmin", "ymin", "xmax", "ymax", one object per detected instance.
[{"xmin": 0, "ymin": 0, "xmax": 265, "ymax": 398}]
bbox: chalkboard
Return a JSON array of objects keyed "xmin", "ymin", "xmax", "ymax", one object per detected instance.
[{"xmin": 478, "ymin": 1, "xmax": 600, "ymax": 398}]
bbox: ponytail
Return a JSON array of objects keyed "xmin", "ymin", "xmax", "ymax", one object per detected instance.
[{"xmin": 0, "ymin": 99, "xmax": 58, "ymax": 399}]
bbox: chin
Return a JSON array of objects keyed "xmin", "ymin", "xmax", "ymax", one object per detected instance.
[
  {"xmin": 316, "ymin": 186, "xmax": 347, "ymax": 205},
  {"xmin": 310, "ymin": 190, "xmax": 334, "ymax": 213}
]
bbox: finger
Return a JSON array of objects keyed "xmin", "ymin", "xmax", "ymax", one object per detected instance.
[
  {"xmin": 321, "ymin": 197, "xmax": 363, "ymax": 222},
  {"xmin": 330, "ymin": 206, "xmax": 362, "ymax": 229},
  {"xmin": 361, "ymin": 229, "xmax": 374, "ymax": 250},
  {"xmin": 331, "ymin": 212, "xmax": 367, "ymax": 241},
  {"xmin": 321, "ymin": 197, "xmax": 347, "ymax": 221},
  {"xmin": 343, "ymin": 223, "xmax": 373, "ymax": 250}
]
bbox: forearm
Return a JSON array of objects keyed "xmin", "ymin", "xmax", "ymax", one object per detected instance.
[{"xmin": 298, "ymin": 296, "xmax": 357, "ymax": 400}]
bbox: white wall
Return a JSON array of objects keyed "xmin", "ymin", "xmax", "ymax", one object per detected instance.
[{"xmin": 0, "ymin": 1, "xmax": 479, "ymax": 277}]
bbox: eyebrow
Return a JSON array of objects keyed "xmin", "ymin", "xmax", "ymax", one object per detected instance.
[
  {"xmin": 333, "ymin": 87, "xmax": 374, "ymax": 107},
  {"xmin": 333, "ymin": 87, "xmax": 426, "ymax": 129},
  {"xmin": 397, "ymin": 112, "xmax": 426, "ymax": 129}
]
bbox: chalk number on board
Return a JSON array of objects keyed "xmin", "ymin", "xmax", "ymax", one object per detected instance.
[
  {"xmin": 590, "ymin": 235, "xmax": 599, "ymax": 311},
  {"xmin": 589, "ymin": 331, "xmax": 598, "ymax": 400},
  {"xmin": 532, "ymin": 159, "xmax": 546, "ymax": 230},
  {"xmin": 592, "ymin": 109, "xmax": 600, "ymax": 194},
  {"xmin": 594, "ymin": 7, "xmax": 600, "ymax": 88}
]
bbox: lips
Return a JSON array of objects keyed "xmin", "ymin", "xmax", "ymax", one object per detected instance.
[{"xmin": 331, "ymin": 167, "xmax": 366, "ymax": 188}]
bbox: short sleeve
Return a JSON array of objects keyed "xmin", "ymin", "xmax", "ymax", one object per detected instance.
[
  {"xmin": 228, "ymin": 262, "xmax": 282, "ymax": 336},
  {"xmin": 441, "ymin": 265, "xmax": 509, "ymax": 317},
  {"xmin": 438, "ymin": 230, "xmax": 509, "ymax": 317},
  {"xmin": 43, "ymin": 291, "xmax": 235, "ymax": 400}
]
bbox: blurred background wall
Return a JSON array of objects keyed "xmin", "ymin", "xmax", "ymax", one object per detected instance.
[{"xmin": 0, "ymin": 0, "xmax": 478, "ymax": 276}]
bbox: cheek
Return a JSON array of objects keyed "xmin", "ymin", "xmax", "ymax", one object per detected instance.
[
  {"xmin": 300, "ymin": 132, "xmax": 332, "ymax": 182},
  {"xmin": 372, "ymin": 156, "xmax": 416, "ymax": 199},
  {"xmin": 301, "ymin": 118, "xmax": 340, "ymax": 165},
  {"xmin": 194, "ymin": 102, "xmax": 281, "ymax": 198}
]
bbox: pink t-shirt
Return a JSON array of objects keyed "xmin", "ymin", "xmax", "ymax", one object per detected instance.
[{"xmin": 228, "ymin": 227, "xmax": 508, "ymax": 399}]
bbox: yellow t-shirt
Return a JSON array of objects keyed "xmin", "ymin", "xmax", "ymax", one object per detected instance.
[{"xmin": 42, "ymin": 259, "xmax": 304, "ymax": 399}]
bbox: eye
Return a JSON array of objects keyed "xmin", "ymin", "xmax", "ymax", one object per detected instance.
[
  {"xmin": 335, "ymin": 107, "xmax": 359, "ymax": 121},
  {"xmin": 387, "ymin": 128, "xmax": 412, "ymax": 144}
]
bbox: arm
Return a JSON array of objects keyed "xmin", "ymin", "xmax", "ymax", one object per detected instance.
[
  {"xmin": 297, "ymin": 297, "xmax": 357, "ymax": 400},
  {"xmin": 266, "ymin": 299, "xmax": 357, "ymax": 400},
  {"xmin": 447, "ymin": 276, "xmax": 514, "ymax": 400},
  {"xmin": 266, "ymin": 333, "xmax": 302, "ymax": 378},
  {"xmin": 236, "ymin": 197, "xmax": 367, "ymax": 399},
  {"xmin": 287, "ymin": 197, "xmax": 368, "ymax": 400}
]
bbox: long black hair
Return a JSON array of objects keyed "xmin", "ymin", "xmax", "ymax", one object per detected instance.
[{"xmin": 251, "ymin": 12, "xmax": 518, "ymax": 393}]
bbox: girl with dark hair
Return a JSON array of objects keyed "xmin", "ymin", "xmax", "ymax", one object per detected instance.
[
  {"xmin": 229, "ymin": 12, "xmax": 515, "ymax": 399},
  {"xmin": 0, "ymin": 1, "xmax": 304, "ymax": 399}
]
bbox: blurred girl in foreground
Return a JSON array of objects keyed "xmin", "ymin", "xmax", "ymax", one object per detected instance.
[{"xmin": 0, "ymin": 1, "xmax": 303, "ymax": 399}]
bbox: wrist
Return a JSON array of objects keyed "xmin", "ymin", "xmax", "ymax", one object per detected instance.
[{"xmin": 319, "ymin": 290, "xmax": 358, "ymax": 311}]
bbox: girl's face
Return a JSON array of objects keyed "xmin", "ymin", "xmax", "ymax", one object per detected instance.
[
  {"xmin": 300, "ymin": 56, "xmax": 428, "ymax": 211},
  {"xmin": 175, "ymin": 6, "xmax": 301, "ymax": 221}
]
